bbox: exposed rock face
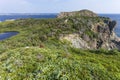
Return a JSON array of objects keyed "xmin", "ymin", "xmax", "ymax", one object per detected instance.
[
  {"xmin": 109, "ymin": 20, "xmax": 117, "ymax": 33},
  {"xmin": 57, "ymin": 9, "xmax": 98, "ymax": 18},
  {"xmin": 60, "ymin": 34, "xmax": 90, "ymax": 49},
  {"xmin": 59, "ymin": 10, "xmax": 120, "ymax": 50}
]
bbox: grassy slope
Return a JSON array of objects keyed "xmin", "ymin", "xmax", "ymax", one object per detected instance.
[{"xmin": 0, "ymin": 17, "xmax": 120, "ymax": 80}]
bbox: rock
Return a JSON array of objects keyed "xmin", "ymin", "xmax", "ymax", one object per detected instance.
[
  {"xmin": 82, "ymin": 34, "xmax": 90, "ymax": 42},
  {"xmin": 60, "ymin": 34, "xmax": 90, "ymax": 49},
  {"xmin": 109, "ymin": 20, "xmax": 117, "ymax": 33},
  {"xmin": 96, "ymin": 39, "xmax": 103, "ymax": 49},
  {"xmin": 64, "ymin": 19, "xmax": 68, "ymax": 23},
  {"xmin": 36, "ymin": 54, "xmax": 44, "ymax": 61},
  {"xmin": 58, "ymin": 10, "xmax": 120, "ymax": 50}
]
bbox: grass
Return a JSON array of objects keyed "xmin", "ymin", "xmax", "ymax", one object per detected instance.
[
  {"xmin": 0, "ymin": 16, "xmax": 119, "ymax": 80},
  {"xmin": 0, "ymin": 47, "xmax": 120, "ymax": 80}
]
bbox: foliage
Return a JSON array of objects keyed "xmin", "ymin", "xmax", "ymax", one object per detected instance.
[{"xmin": 0, "ymin": 16, "xmax": 119, "ymax": 80}]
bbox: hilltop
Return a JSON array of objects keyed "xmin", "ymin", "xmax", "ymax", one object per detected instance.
[
  {"xmin": 57, "ymin": 9, "xmax": 120, "ymax": 50},
  {"xmin": 57, "ymin": 9, "xmax": 98, "ymax": 18},
  {"xmin": 0, "ymin": 10, "xmax": 120, "ymax": 79}
]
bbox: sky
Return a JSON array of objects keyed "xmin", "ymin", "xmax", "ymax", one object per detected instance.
[{"xmin": 0, "ymin": 0, "xmax": 120, "ymax": 13}]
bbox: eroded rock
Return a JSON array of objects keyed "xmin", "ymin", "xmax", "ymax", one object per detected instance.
[{"xmin": 58, "ymin": 10, "xmax": 120, "ymax": 50}]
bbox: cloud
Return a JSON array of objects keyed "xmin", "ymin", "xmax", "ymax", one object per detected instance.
[
  {"xmin": 0, "ymin": 0, "xmax": 120, "ymax": 13},
  {"xmin": 0, "ymin": 0, "xmax": 32, "ymax": 13},
  {"xmin": 0, "ymin": 0, "xmax": 67, "ymax": 13}
]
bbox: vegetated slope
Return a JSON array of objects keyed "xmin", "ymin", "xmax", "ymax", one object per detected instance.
[
  {"xmin": 0, "ymin": 47, "xmax": 120, "ymax": 80},
  {"xmin": 0, "ymin": 10, "xmax": 120, "ymax": 79}
]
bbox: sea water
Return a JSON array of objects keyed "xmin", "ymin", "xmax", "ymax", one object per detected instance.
[{"xmin": 0, "ymin": 13, "xmax": 57, "ymax": 21}]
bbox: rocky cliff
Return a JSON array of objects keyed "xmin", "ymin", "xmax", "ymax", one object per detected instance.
[{"xmin": 59, "ymin": 10, "xmax": 120, "ymax": 50}]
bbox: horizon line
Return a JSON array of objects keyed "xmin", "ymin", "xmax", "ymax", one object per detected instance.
[{"xmin": 0, "ymin": 12, "xmax": 120, "ymax": 15}]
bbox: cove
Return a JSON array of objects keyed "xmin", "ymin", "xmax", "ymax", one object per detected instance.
[{"xmin": 0, "ymin": 31, "xmax": 19, "ymax": 40}]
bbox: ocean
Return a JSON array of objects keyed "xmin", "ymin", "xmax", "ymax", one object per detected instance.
[
  {"xmin": 0, "ymin": 14, "xmax": 120, "ymax": 36},
  {"xmin": 0, "ymin": 13, "xmax": 57, "ymax": 21}
]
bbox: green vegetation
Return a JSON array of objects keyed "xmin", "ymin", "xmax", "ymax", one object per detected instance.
[{"xmin": 0, "ymin": 16, "xmax": 119, "ymax": 80}]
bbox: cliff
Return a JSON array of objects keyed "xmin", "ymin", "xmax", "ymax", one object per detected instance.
[
  {"xmin": 0, "ymin": 10, "xmax": 119, "ymax": 50},
  {"xmin": 0, "ymin": 10, "xmax": 120, "ymax": 79},
  {"xmin": 58, "ymin": 10, "xmax": 120, "ymax": 50}
]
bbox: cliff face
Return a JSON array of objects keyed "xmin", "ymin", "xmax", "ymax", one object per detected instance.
[{"xmin": 59, "ymin": 10, "xmax": 120, "ymax": 50}]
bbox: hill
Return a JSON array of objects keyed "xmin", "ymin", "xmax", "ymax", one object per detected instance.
[
  {"xmin": 0, "ymin": 10, "xmax": 120, "ymax": 79},
  {"xmin": 57, "ymin": 9, "xmax": 98, "ymax": 18}
]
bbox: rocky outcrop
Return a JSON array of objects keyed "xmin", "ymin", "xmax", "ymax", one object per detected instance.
[
  {"xmin": 60, "ymin": 34, "xmax": 90, "ymax": 49},
  {"xmin": 109, "ymin": 20, "xmax": 117, "ymax": 33},
  {"xmin": 59, "ymin": 10, "xmax": 120, "ymax": 50},
  {"xmin": 57, "ymin": 9, "xmax": 98, "ymax": 18}
]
